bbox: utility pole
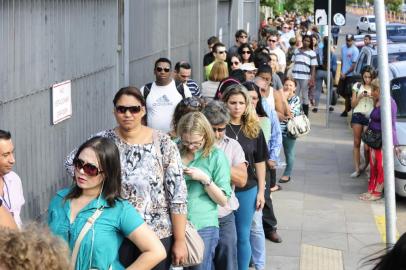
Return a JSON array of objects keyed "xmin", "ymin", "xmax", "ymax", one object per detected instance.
[{"xmin": 374, "ymin": 0, "xmax": 397, "ymax": 246}]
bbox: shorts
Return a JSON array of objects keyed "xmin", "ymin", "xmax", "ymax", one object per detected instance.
[{"xmin": 351, "ymin": 112, "xmax": 369, "ymax": 126}]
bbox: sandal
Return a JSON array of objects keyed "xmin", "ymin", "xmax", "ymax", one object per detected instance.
[
  {"xmin": 359, "ymin": 192, "xmax": 372, "ymax": 200},
  {"xmin": 270, "ymin": 184, "xmax": 282, "ymax": 192},
  {"xmin": 365, "ymin": 194, "xmax": 382, "ymax": 201},
  {"xmin": 279, "ymin": 177, "xmax": 291, "ymax": 183}
]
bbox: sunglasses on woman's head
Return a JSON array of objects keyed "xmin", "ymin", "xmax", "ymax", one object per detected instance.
[
  {"xmin": 115, "ymin": 105, "xmax": 142, "ymax": 114},
  {"xmin": 181, "ymin": 97, "xmax": 201, "ymax": 108},
  {"xmin": 73, "ymin": 158, "xmax": 103, "ymax": 177}
]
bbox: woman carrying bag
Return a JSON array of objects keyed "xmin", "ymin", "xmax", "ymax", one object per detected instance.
[
  {"xmin": 49, "ymin": 137, "xmax": 166, "ymax": 270},
  {"xmin": 360, "ymin": 79, "xmax": 398, "ymax": 201}
]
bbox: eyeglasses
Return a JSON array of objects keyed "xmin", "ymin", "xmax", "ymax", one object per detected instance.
[
  {"xmin": 217, "ymin": 50, "xmax": 226, "ymax": 54},
  {"xmin": 232, "ymin": 61, "xmax": 240, "ymax": 66},
  {"xmin": 268, "ymin": 39, "xmax": 277, "ymax": 43},
  {"xmin": 181, "ymin": 97, "xmax": 201, "ymax": 108},
  {"xmin": 156, "ymin": 67, "xmax": 171, "ymax": 72},
  {"xmin": 242, "ymin": 51, "xmax": 251, "ymax": 55},
  {"xmin": 212, "ymin": 127, "xmax": 226, "ymax": 132},
  {"xmin": 115, "ymin": 105, "xmax": 142, "ymax": 114},
  {"xmin": 239, "ymin": 35, "xmax": 248, "ymax": 39},
  {"xmin": 73, "ymin": 158, "xmax": 103, "ymax": 177},
  {"xmin": 182, "ymin": 138, "xmax": 204, "ymax": 148},
  {"xmin": 283, "ymin": 27, "xmax": 290, "ymax": 29}
]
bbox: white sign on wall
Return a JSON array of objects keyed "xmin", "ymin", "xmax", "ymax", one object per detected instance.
[{"xmin": 52, "ymin": 80, "xmax": 72, "ymax": 125}]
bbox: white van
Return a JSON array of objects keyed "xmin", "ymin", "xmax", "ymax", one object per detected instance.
[{"xmin": 389, "ymin": 62, "xmax": 406, "ymax": 197}]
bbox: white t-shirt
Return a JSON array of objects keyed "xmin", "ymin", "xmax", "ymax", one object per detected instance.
[
  {"xmin": 268, "ymin": 47, "xmax": 287, "ymax": 71},
  {"xmin": 2, "ymin": 171, "xmax": 25, "ymax": 228},
  {"xmin": 141, "ymin": 80, "xmax": 191, "ymax": 132}
]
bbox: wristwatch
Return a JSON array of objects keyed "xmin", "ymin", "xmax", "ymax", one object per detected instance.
[{"xmin": 201, "ymin": 178, "xmax": 213, "ymax": 187}]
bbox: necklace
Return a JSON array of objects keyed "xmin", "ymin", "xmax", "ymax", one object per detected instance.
[{"xmin": 228, "ymin": 124, "xmax": 242, "ymax": 140}]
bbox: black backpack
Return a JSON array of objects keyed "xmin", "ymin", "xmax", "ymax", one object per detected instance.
[{"xmin": 143, "ymin": 80, "xmax": 185, "ymax": 101}]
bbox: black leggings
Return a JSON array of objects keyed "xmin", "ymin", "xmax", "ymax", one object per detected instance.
[{"xmin": 119, "ymin": 235, "xmax": 173, "ymax": 269}]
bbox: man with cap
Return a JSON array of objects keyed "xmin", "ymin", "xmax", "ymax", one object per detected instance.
[
  {"xmin": 240, "ymin": 63, "xmax": 257, "ymax": 81},
  {"xmin": 338, "ymin": 34, "xmax": 359, "ymax": 117}
]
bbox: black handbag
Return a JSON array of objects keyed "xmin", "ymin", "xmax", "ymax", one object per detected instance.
[
  {"xmin": 361, "ymin": 128, "xmax": 382, "ymax": 149},
  {"xmin": 330, "ymin": 90, "xmax": 338, "ymax": 106}
]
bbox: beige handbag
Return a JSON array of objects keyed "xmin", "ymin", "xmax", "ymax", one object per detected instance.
[{"xmin": 182, "ymin": 222, "xmax": 205, "ymax": 267}]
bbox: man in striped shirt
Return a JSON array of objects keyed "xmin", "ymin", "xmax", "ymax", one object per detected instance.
[
  {"xmin": 174, "ymin": 61, "xmax": 202, "ymax": 97},
  {"xmin": 291, "ymin": 34, "xmax": 317, "ymax": 116}
]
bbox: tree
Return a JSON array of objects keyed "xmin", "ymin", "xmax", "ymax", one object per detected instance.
[{"xmin": 386, "ymin": 0, "xmax": 402, "ymax": 11}]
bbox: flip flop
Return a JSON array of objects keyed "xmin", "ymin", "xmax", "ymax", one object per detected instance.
[
  {"xmin": 270, "ymin": 184, "xmax": 282, "ymax": 192},
  {"xmin": 279, "ymin": 177, "xmax": 291, "ymax": 183}
]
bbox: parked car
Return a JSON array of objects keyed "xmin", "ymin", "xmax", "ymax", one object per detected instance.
[
  {"xmin": 342, "ymin": 43, "xmax": 406, "ymax": 98},
  {"xmin": 387, "ymin": 23, "xmax": 406, "ymax": 43},
  {"xmin": 357, "ymin": 15, "xmax": 376, "ymax": 34},
  {"xmin": 388, "ymin": 61, "xmax": 406, "ymax": 197}
]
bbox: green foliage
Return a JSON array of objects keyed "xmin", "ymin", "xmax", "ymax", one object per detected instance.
[
  {"xmin": 281, "ymin": 0, "xmax": 314, "ymax": 14},
  {"xmin": 386, "ymin": 0, "xmax": 402, "ymax": 12},
  {"xmin": 260, "ymin": 0, "xmax": 279, "ymax": 12}
]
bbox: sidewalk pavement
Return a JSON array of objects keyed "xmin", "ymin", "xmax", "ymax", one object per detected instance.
[{"xmin": 266, "ymin": 98, "xmax": 386, "ymax": 270}]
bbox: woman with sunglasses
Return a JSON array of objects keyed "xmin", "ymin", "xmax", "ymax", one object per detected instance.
[
  {"xmin": 65, "ymin": 87, "xmax": 188, "ymax": 269},
  {"xmin": 50, "ymin": 137, "xmax": 166, "ymax": 270},
  {"xmin": 238, "ymin": 43, "xmax": 254, "ymax": 64},
  {"xmin": 202, "ymin": 61, "xmax": 229, "ymax": 101},
  {"xmin": 228, "ymin": 54, "xmax": 242, "ymax": 72},
  {"xmin": 221, "ymin": 84, "xmax": 267, "ymax": 270},
  {"xmin": 177, "ymin": 112, "xmax": 232, "ymax": 270},
  {"xmin": 202, "ymin": 101, "xmax": 248, "ymax": 270}
]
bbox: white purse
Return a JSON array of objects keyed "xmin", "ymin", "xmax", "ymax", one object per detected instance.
[{"xmin": 287, "ymin": 114, "xmax": 311, "ymax": 138}]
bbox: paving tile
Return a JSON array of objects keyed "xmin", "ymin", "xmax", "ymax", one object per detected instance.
[
  {"xmin": 266, "ymin": 229, "xmax": 302, "ymax": 257},
  {"xmin": 302, "ymin": 210, "xmax": 347, "ymax": 233},
  {"xmin": 301, "ymin": 231, "xmax": 348, "ymax": 252},
  {"xmin": 347, "ymin": 233, "xmax": 384, "ymax": 255},
  {"xmin": 266, "ymin": 256, "xmax": 300, "ymax": 270},
  {"xmin": 300, "ymin": 244, "xmax": 344, "ymax": 270}
]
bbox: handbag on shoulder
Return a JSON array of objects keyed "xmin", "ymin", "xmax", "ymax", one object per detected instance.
[
  {"xmin": 287, "ymin": 113, "xmax": 311, "ymax": 138},
  {"xmin": 361, "ymin": 128, "xmax": 382, "ymax": 149}
]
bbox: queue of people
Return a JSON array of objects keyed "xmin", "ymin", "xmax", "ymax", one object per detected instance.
[{"xmin": 2, "ymin": 10, "xmax": 401, "ymax": 270}]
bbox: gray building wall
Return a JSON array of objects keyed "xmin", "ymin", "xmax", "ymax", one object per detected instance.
[{"xmin": 0, "ymin": 0, "xmax": 259, "ymax": 221}]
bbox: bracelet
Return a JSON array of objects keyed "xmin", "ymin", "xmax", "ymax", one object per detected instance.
[{"xmin": 201, "ymin": 178, "xmax": 212, "ymax": 187}]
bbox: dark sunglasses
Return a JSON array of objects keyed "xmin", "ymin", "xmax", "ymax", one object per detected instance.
[
  {"xmin": 212, "ymin": 127, "xmax": 226, "ymax": 132},
  {"xmin": 156, "ymin": 67, "xmax": 171, "ymax": 72},
  {"xmin": 268, "ymin": 39, "xmax": 277, "ymax": 43},
  {"xmin": 242, "ymin": 51, "xmax": 251, "ymax": 55},
  {"xmin": 217, "ymin": 51, "xmax": 226, "ymax": 54},
  {"xmin": 115, "ymin": 105, "xmax": 142, "ymax": 114},
  {"xmin": 73, "ymin": 158, "xmax": 103, "ymax": 177},
  {"xmin": 232, "ymin": 61, "xmax": 240, "ymax": 65},
  {"xmin": 239, "ymin": 35, "xmax": 248, "ymax": 38}
]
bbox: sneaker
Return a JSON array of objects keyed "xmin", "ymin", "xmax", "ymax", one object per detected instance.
[
  {"xmin": 340, "ymin": 111, "xmax": 348, "ymax": 117},
  {"xmin": 329, "ymin": 107, "xmax": 334, "ymax": 112},
  {"xmin": 350, "ymin": 171, "xmax": 361, "ymax": 178},
  {"xmin": 312, "ymin": 108, "xmax": 318, "ymax": 113}
]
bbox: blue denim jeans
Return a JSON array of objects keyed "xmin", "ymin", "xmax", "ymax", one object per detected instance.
[
  {"xmin": 282, "ymin": 134, "xmax": 297, "ymax": 177},
  {"xmin": 185, "ymin": 226, "xmax": 219, "ymax": 270},
  {"xmin": 235, "ymin": 186, "xmax": 258, "ymax": 270},
  {"xmin": 213, "ymin": 212, "xmax": 238, "ymax": 270},
  {"xmin": 315, "ymin": 69, "xmax": 333, "ymax": 107},
  {"xmin": 250, "ymin": 210, "xmax": 266, "ymax": 270}
]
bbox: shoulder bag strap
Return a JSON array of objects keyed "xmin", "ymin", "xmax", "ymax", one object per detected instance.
[{"xmin": 70, "ymin": 208, "xmax": 103, "ymax": 270}]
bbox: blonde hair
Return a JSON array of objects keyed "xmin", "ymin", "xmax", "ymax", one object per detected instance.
[
  {"xmin": 0, "ymin": 224, "xmax": 70, "ymax": 270},
  {"xmin": 177, "ymin": 112, "xmax": 216, "ymax": 158},
  {"xmin": 209, "ymin": 61, "xmax": 229, "ymax": 82},
  {"xmin": 371, "ymin": 78, "xmax": 380, "ymax": 91},
  {"xmin": 222, "ymin": 84, "xmax": 261, "ymax": 139}
]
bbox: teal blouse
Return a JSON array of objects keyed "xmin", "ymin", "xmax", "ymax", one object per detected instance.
[
  {"xmin": 48, "ymin": 188, "xmax": 144, "ymax": 270},
  {"xmin": 184, "ymin": 147, "xmax": 232, "ymax": 230}
]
